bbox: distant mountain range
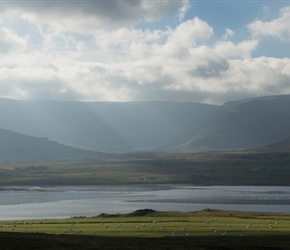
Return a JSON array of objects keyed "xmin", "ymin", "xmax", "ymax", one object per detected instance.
[
  {"xmin": 257, "ymin": 138, "xmax": 290, "ymax": 151},
  {"xmin": 0, "ymin": 99, "xmax": 217, "ymax": 153},
  {"xmin": 0, "ymin": 94, "xmax": 289, "ymax": 161},
  {"xmin": 178, "ymin": 94, "xmax": 290, "ymax": 152}
]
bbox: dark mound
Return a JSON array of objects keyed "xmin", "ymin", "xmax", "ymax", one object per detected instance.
[{"xmin": 129, "ymin": 209, "xmax": 156, "ymax": 216}]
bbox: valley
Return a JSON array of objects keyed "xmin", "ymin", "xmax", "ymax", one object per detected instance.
[
  {"xmin": 0, "ymin": 94, "xmax": 289, "ymax": 186},
  {"xmin": 0, "ymin": 94, "xmax": 289, "ymax": 157},
  {"xmin": 1, "ymin": 150, "xmax": 290, "ymax": 186}
]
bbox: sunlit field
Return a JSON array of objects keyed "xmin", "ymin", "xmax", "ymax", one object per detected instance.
[
  {"xmin": 1, "ymin": 210, "xmax": 290, "ymax": 238},
  {"xmin": 1, "ymin": 210, "xmax": 290, "ymax": 250}
]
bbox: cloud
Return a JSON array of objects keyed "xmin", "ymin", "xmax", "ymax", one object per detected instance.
[
  {"xmin": 178, "ymin": 0, "xmax": 191, "ymax": 22},
  {"xmin": 0, "ymin": 0, "xmax": 190, "ymax": 31},
  {"xmin": 0, "ymin": 4, "xmax": 289, "ymax": 105},
  {"xmin": 0, "ymin": 27, "xmax": 27, "ymax": 54},
  {"xmin": 166, "ymin": 18, "xmax": 213, "ymax": 47},
  {"xmin": 223, "ymin": 28, "xmax": 235, "ymax": 40},
  {"xmin": 214, "ymin": 40, "xmax": 258, "ymax": 59},
  {"xmin": 248, "ymin": 6, "xmax": 290, "ymax": 41},
  {"xmin": 0, "ymin": 17, "xmax": 216, "ymax": 102}
]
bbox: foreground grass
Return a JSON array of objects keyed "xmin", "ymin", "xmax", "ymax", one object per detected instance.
[
  {"xmin": 1, "ymin": 233, "xmax": 290, "ymax": 250},
  {"xmin": 1, "ymin": 209, "xmax": 290, "ymax": 249}
]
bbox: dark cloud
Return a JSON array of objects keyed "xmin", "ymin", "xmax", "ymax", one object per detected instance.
[
  {"xmin": 0, "ymin": 0, "xmax": 189, "ymax": 30},
  {"xmin": 192, "ymin": 60, "xmax": 230, "ymax": 78}
]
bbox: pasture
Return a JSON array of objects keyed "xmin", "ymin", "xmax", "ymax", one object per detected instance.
[
  {"xmin": 1, "ymin": 209, "xmax": 290, "ymax": 249},
  {"xmin": 1, "ymin": 209, "xmax": 290, "ymax": 237}
]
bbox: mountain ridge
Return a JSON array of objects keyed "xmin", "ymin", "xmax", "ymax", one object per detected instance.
[
  {"xmin": 0, "ymin": 99, "xmax": 218, "ymax": 152},
  {"xmin": 0, "ymin": 94, "xmax": 289, "ymax": 159},
  {"xmin": 177, "ymin": 94, "xmax": 290, "ymax": 152}
]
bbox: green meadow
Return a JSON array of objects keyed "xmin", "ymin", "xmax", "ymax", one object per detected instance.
[
  {"xmin": 1, "ymin": 209, "xmax": 290, "ymax": 238},
  {"xmin": 1, "ymin": 210, "xmax": 290, "ymax": 249}
]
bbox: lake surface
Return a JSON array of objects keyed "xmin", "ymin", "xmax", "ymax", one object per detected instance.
[{"xmin": 0, "ymin": 185, "xmax": 290, "ymax": 220}]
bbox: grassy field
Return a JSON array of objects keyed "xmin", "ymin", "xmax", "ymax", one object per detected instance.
[
  {"xmin": 0, "ymin": 149, "xmax": 290, "ymax": 186},
  {"xmin": 1, "ymin": 209, "xmax": 289, "ymax": 238},
  {"xmin": 1, "ymin": 209, "xmax": 290, "ymax": 249}
]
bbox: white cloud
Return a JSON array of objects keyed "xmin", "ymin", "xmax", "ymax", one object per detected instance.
[
  {"xmin": 178, "ymin": 0, "xmax": 191, "ymax": 22},
  {"xmin": 167, "ymin": 18, "xmax": 213, "ymax": 46},
  {"xmin": 0, "ymin": 27, "xmax": 27, "ymax": 53},
  {"xmin": 248, "ymin": 6, "xmax": 290, "ymax": 41},
  {"xmin": 214, "ymin": 40, "xmax": 258, "ymax": 59},
  {"xmin": 0, "ymin": 4, "xmax": 289, "ymax": 105},
  {"xmin": 223, "ymin": 28, "xmax": 235, "ymax": 40}
]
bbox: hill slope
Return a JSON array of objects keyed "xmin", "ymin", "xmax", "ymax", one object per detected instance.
[
  {"xmin": 257, "ymin": 138, "xmax": 290, "ymax": 151},
  {"xmin": 0, "ymin": 128, "xmax": 104, "ymax": 162},
  {"xmin": 178, "ymin": 95, "xmax": 290, "ymax": 152},
  {"xmin": 0, "ymin": 99, "xmax": 218, "ymax": 152}
]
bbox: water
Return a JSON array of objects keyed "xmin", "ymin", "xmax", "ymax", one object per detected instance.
[{"xmin": 0, "ymin": 185, "xmax": 290, "ymax": 220}]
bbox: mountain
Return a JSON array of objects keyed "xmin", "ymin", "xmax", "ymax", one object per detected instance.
[
  {"xmin": 0, "ymin": 99, "xmax": 218, "ymax": 152},
  {"xmin": 0, "ymin": 128, "xmax": 105, "ymax": 162},
  {"xmin": 257, "ymin": 138, "xmax": 290, "ymax": 151},
  {"xmin": 1, "ymin": 95, "xmax": 289, "ymax": 154},
  {"xmin": 178, "ymin": 95, "xmax": 290, "ymax": 152}
]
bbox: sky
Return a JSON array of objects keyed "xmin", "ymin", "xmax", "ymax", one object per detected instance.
[{"xmin": 0, "ymin": 0, "xmax": 290, "ymax": 104}]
